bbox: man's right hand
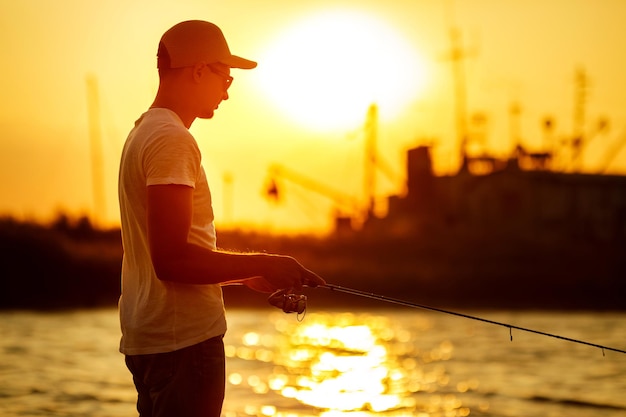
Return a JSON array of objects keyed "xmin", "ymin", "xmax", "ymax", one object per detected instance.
[{"xmin": 259, "ymin": 255, "xmax": 325, "ymax": 292}]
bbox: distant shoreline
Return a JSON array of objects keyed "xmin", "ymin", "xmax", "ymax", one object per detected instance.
[{"xmin": 1, "ymin": 217, "xmax": 624, "ymax": 311}]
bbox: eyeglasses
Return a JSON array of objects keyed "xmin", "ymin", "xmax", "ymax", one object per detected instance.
[{"xmin": 208, "ymin": 65, "xmax": 233, "ymax": 91}]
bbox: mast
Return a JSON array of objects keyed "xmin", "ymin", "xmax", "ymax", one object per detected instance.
[
  {"xmin": 442, "ymin": 0, "xmax": 474, "ymax": 172},
  {"xmin": 364, "ymin": 103, "xmax": 378, "ymax": 219},
  {"xmin": 85, "ymin": 74, "xmax": 106, "ymax": 226},
  {"xmin": 571, "ymin": 67, "xmax": 588, "ymax": 171},
  {"xmin": 448, "ymin": 27, "xmax": 470, "ymax": 170}
]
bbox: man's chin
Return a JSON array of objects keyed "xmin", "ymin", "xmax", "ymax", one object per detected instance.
[{"xmin": 199, "ymin": 110, "xmax": 215, "ymax": 119}]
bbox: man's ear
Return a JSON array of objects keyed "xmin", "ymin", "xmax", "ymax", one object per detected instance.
[{"xmin": 191, "ymin": 61, "xmax": 206, "ymax": 83}]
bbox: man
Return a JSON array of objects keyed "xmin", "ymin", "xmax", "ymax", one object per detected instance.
[{"xmin": 118, "ymin": 20, "xmax": 325, "ymax": 417}]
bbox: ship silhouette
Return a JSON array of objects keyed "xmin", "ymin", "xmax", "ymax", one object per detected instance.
[{"xmin": 265, "ymin": 96, "xmax": 625, "ymax": 310}]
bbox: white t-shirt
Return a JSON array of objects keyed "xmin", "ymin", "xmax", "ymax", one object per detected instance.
[{"xmin": 118, "ymin": 107, "xmax": 226, "ymax": 355}]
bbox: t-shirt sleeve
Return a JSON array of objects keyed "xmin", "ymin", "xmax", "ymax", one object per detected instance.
[{"xmin": 143, "ymin": 132, "xmax": 201, "ymax": 188}]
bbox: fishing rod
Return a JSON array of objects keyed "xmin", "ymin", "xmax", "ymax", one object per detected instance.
[{"xmin": 311, "ymin": 284, "xmax": 626, "ymax": 356}]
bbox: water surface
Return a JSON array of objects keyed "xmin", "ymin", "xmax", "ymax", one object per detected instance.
[{"xmin": 1, "ymin": 308, "xmax": 624, "ymax": 417}]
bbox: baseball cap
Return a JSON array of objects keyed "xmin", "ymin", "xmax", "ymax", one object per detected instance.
[{"xmin": 158, "ymin": 20, "xmax": 257, "ymax": 70}]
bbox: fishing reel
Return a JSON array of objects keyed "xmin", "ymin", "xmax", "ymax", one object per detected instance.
[{"xmin": 268, "ymin": 289, "xmax": 307, "ymax": 314}]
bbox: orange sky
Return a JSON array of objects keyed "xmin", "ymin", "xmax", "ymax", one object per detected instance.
[{"xmin": 1, "ymin": 0, "xmax": 625, "ymax": 234}]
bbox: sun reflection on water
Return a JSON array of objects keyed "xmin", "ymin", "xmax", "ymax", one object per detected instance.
[{"xmin": 226, "ymin": 312, "xmax": 473, "ymax": 416}]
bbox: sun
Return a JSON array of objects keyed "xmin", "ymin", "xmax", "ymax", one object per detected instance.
[{"xmin": 255, "ymin": 10, "xmax": 428, "ymax": 132}]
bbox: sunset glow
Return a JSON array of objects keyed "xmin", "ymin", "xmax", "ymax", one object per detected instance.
[
  {"xmin": 256, "ymin": 10, "xmax": 428, "ymax": 132},
  {"xmin": 1, "ymin": 1, "xmax": 625, "ymax": 233}
]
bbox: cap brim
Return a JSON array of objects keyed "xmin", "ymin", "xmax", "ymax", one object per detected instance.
[{"xmin": 220, "ymin": 54, "xmax": 257, "ymax": 69}]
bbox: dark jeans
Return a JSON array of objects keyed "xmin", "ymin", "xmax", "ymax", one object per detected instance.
[{"xmin": 125, "ymin": 336, "xmax": 226, "ymax": 417}]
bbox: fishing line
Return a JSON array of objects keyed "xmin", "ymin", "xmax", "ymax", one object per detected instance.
[{"xmin": 319, "ymin": 284, "xmax": 626, "ymax": 355}]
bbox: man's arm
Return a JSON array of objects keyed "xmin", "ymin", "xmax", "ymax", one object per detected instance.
[{"xmin": 147, "ymin": 184, "xmax": 324, "ymax": 290}]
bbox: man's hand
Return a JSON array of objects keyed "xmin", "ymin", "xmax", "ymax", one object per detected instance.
[{"xmin": 260, "ymin": 255, "xmax": 325, "ymax": 292}]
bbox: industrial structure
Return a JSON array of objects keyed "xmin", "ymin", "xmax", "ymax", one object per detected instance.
[{"xmin": 360, "ymin": 145, "xmax": 626, "ymax": 244}]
